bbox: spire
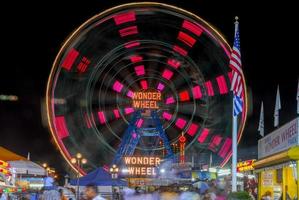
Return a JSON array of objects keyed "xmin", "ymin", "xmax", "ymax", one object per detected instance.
[
  {"xmin": 274, "ymin": 85, "xmax": 281, "ymax": 127},
  {"xmin": 258, "ymin": 101, "xmax": 264, "ymax": 136}
]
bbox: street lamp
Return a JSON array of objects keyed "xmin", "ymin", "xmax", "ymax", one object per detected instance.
[
  {"xmin": 110, "ymin": 164, "xmax": 119, "ymax": 179},
  {"xmin": 71, "ymin": 153, "xmax": 87, "ymax": 200}
]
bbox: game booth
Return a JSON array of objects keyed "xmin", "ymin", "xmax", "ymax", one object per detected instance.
[{"xmin": 254, "ymin": 117, "xmax": 299, "ymax": 200}]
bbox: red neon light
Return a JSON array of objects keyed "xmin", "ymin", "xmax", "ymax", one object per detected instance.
[
  {"xmin": 112, "ymin": 81, "xmax": 124, "ymax": 93},
  {"xmin": 165, "ymin": 96, "xmax": 175, "ymax": 104},
  {"xmin": 124, "ymin": 107, "xmax": 134, "ymax": 114},
  {"xmin": 182, "ymin": 20, "xmax": 203, "ymax": 36},
  {"xmin": 175, "ymin": 118, "xmax": 187, "ymax": 129},
  {"xmin": 162, "ymin": 112, "xmax": 172, "ymax": 121},
  {"xmin": 179, "ymin": 135, "xmax": 186, "ymax": 143},
  {"xmin": 61, "ymin": 48, "xmax": 79, "ymax": 71},
  {"xmin": 140, "ymin": 80, "xmax": 148, "ymax": 89},
  {"xmin": 84, "ymin": 113, "xmax": 92, "ymax": 129},
  {"xmin": 179, "ymin": 90, "xmax": 190, "ymax": 101},
  {"xmin": 135, "ymin": 118, "xmax": 144, "ymax": 128},
  {"xmin": 167, "ymin": 58, "xmax": 181, "ymax": 69},
  {"xmin": 162, "ymin": 69, "xmax": 173, "ymax": 80},
  {"xmin": 113, "ymin": 11, "xmax": 136, "ymax": 25},
  {"xmin": 125, "ymin": 41, "xmax": 140, "ymax": 49},
  {"xmin": 177, "ymin": 31, "xmax": 196, "ymax": 47},
  {"xmin": 216, "ymin": 75, "xmax": 228, "ymax": 94},
  {"xmin": 192, "ymin": 85, "xmax": 202, "ymax": 99},
  {"xmin": 197, "ymin": 128, "xmax": 209, "ymax": 143},
  {"xmin": 127, "ymin": 90, "xmax": 134, "ymax": 98},
  {"xmin": 77, "ymin": 57, "xmax": 90, "ymax": 73},
  {"xmin": 113, "ymin": 109, "xmax": 120, "ymax": 119},
  {"xmin": 218, "ymin": 138, "xmax": 232, "ymax": 158},
  {"xmin": 134, "ymin": 65, "xmax": 145, "ymax": 76},
  {"xmin": 97, "ymin": 111, "xmax": 106, "ymax": 124},
  {"xmin": 205, "ymin": 81, "xmax": 214, "ymax": 96},
  {"xmin": 55, "ymin": 116, "xmax": 69, "ymax": 139},
  {"xmin": 173, "ymin": 45, "xmax": 188, "ymax": 56},
  {"xmin": 130, "ymin": 55, "xmax": 143, "ymax": 63},
  {"xmin": 209, "ymin": 135, "xmax": 222, "ymax": 152},
  {"xmin": 186, "ymin": 123, "xmax": 199, "ymax": 136},
  {"xmin": 157, "ymin": 83, "xmax": 165, "ymax": 91},
  {"xmin": 119, "ymin": 26, "xmax": 138, "ymax": 37}
]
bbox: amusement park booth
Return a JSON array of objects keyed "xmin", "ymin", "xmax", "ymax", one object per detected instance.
[
  {"xmin": 0, "ymin": 147, "xmax": 28, "ymax": 193},
  {"xmin": 9, "ymin": 160, "xmax": 47, "ymax": 189},
  {"xmin": 254, "ymin": 117, "xmax": 299, "ymax": 200}
]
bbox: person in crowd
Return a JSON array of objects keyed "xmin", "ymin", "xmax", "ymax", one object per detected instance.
[
  {"xmin": 0, "ymin": 193, "xmax": 8, "ymax": 200},
  {"xmin": 84, "ymin": 184, "xmax": 106, "ymax": 200},
  {"xmin": 112, "ymin": 188, "xmax": 120, "ymax": 200},
  {"xmin": 247, "ymin": 188, "xmax": 255, "ymax": 200},
  {"xmin": 215, "ymin": 189, "xmax": 226, "ymax": 200},
  {"xmin": 58, "ymin": 189, "xmax": 67, "ymax": 200},
  {"xmin": 202, "ymin": 190, "xmax": 211, "ymax": 200},
  {"xmin": 261, "ymin": 191, "xmax": 272, "ymax": 200}
]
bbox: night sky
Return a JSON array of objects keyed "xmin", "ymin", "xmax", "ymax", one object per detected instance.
[{"xmin": 0, "ymin": 0, "xmax": 298, "ymax": 175}]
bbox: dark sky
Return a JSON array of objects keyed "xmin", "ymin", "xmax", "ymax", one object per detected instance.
[{"xmin": 0, "ymin": 0, "xmax": 298, "ymax": 174}]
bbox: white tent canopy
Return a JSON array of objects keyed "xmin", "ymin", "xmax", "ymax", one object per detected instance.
[{"xmin": 8, "ymin": 160, "xmax": 46, "ymax": 176}]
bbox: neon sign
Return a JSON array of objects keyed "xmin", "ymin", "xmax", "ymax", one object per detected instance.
[
  {"xmin": 237, "ymin": 159, "xmax": 255, "ymax": 172},
  {"xmin": 123, "ymin": 156, "xmax": 161, "ymax": 176},
  {"xmin": 132, "ymin": 91, "xmax": 161, "ymax": 109}
]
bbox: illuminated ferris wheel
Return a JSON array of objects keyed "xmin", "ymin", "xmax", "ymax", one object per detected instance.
[{"xmin": 46, "ymin": 2, "xmax": 247, "ymax": 174}]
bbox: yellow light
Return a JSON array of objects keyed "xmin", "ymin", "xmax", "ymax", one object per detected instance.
[
  {"xmin": 82, "ymin": 158, "xmax": 87, "ymax": 164},
  {"xmin": 71, "ymin": 158, "xmax": 77, "ymax": 164},
  {"xmin": 76, "ymin": 153, "xmax": 82, "ymax": 159},
  {"xmin": 110, "ymin": 168, "xmax": 113, "ymax": 173},
  {"xmin": 112, "ymin": 164, "xmax": 116, "ymax": 168},
  {"xmin": 42, "ymin": 163, "xmax": 47, "ymax": 168}
]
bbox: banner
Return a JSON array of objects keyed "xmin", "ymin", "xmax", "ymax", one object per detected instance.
[{"xmin": 258, "ymin": 117, "xmax": 299, "ymax": 159}]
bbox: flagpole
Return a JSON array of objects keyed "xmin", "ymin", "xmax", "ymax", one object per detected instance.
[
  {"xmin": 232, "ymin": 97, "xmax": 238, "ymax": 192},
  {"xmin": 231, "ymin": 16, "xmax": 239, "ymax": 193}
]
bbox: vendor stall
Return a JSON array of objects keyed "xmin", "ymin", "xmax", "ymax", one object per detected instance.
[
  {"xmin": 254, "ymin": 117, "xmax": 299, "ymax": 200},
  {"xmin": 8, "ymin": 160, "xmax": 47, "ymax": 190}
]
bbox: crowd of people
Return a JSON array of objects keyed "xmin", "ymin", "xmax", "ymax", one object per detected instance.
[{"xmin": 1, "ymin": 180, "xmax": 257, "ymax": 200}]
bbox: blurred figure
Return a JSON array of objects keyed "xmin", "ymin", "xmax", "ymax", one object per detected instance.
[
  {"xmin": 59, "ymin": 189, "xmax": 67, "ymax": 200},
  {"xmin": 261, "ymin": 191, "xmax": 271, "ymax": 200},
  {"xmin": 112, "ymin": 188, "xmax": 120, "ymax": 200},
  {"xmin": 179, "ymin": 191, "xmax": 200, "ymax": 200},
  {"xmin": 85, "ymin": 184, "xmax": 106, "ymax": 200},
  {"xmin": 202, "ymin": 191, "xmax": 211, "ymax": 200},
  {"xmin": 159, "ymin": 187, "xmax": 179, "ymax": 200},
  {"xmin": 247, "ymin": 188, "xmax": 255, "ymax": 200},
  {"xmin": 0, "ymin": 193, "xmax": 8, "ymax": 200},
  {"xmin": 215, "ymin": 189, "xmax": 226, "ymax": 200},
  {"xmin": 199, "ymin": 182, "xmax": 209, "ymax": 194}
]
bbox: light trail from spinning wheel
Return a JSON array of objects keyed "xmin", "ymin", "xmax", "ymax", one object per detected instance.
[{"xmin": 46, "ymin": 2, "xmax": 247, "ymax": 174}]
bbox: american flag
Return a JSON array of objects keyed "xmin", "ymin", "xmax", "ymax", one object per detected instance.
[{"xmin": 230, "ymin": 20, "xmax": 244, "ymax": 116}]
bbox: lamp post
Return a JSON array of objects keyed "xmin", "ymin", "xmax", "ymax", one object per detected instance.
[
  {"xmin": 42, "ymin": 163, "xmax": 48, "ymax": 176},
  {"xmin": 109, "ymin": 164, "xmax": 119, "ymax": 179},
  {"xmin": 71, "ymin": 153, "xmax": 87, "ymax": 200}
]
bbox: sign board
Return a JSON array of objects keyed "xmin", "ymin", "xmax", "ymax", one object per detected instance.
[
  {"xmin": 262, "ymin": 171, "xmax": 273, "ymax": 186},
  {"xmin": 132, "ymin": 91, "xmax": 161, "ymax": 109},
  {"xmin": 123, "ymin": 156, "xmax": 160, "ymax": 177},
  {"xmin": 237, "ymin": 159, "xmax": 255, "ymax": 172},
  {"xmin": 258, "ymin": 117, "xmax": 299, "ymax": 159}
]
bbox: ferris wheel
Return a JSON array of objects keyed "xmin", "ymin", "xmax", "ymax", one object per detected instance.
[{"xmin": 46, "ymin": 2, "xmax": 247, "ymax": 174}]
